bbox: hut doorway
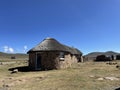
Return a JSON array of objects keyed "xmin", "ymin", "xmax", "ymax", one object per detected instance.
[{"xmin": 36, "ymin": 53, "xmax": 42, "ymax": 70}]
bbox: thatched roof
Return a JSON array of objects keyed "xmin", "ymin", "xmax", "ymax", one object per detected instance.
[
  {"xmin": 63, "ymin": 45, "xmax": 82, "ymax": 55},
  {"xmin": 27, "ymin": 37, "xmax": 82, "ymax": 55}
]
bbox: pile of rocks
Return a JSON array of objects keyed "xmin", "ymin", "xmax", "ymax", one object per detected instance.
[
  {"xmin": 97, "ymin": 77, "xmax": 119, "ymax": 81},
  {"xmin": 89, "ymin": 75, "xmax": 120, "ymax": 81}
]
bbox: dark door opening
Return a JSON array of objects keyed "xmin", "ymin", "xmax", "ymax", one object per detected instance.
[{"xmin": 36, "ymin": 54, "xmax": 42, "ymax": 70}]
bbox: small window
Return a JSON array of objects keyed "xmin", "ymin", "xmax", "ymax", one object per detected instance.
[{"xmin": 59, "ymin": 52, "xmax": 65, "ymax": 60}]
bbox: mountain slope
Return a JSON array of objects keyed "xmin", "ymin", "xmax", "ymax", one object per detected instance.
[
  {"xmin": 85, "ymin": 51, "xmax": 120, "ymax": 57},
  {"xmin": 0, "ymin": 52, "xmax": 28, "ymax": 60}
]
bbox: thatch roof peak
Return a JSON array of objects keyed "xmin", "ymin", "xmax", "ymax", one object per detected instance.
[
  {"xmin": 27, "ymin": 38, "xmax": 82, "ymax": 55},
  {"xmin": 45, "ymin": 37, "xmax": 54, "ymax": 40}
]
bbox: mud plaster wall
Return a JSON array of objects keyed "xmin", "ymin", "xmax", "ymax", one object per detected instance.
[
  {"xmin": 29, "ymin": 53, "xmax": 36, "ymax": 69},
  {"xmin": 29, "ymin": 52, "xmax": 78, "ymax": 70},
  {"xmin": 59, "ymin": 53, "xmax": 78, "ymax": 69}
]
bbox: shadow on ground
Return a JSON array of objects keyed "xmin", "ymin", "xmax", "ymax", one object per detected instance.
[
  {"xmin": 8, "ymin": 66, "xmax": 31, "ymax": 72},
  {"xmin": 8, "ymin": 66, "xmax": 53, "ymax": 72}
]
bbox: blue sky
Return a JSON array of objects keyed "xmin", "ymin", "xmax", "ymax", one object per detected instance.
[{"xmin": 0, "ymin": 0, "xmax": 120, "ymax": 55}]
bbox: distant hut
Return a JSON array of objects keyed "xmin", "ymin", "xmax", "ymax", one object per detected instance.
[
  {"xmin": 95, "ymin": 55, "xmax": 111, "ymax": 62},
  {"xmin": 11, "ymin": 56, "xmax": 16, "ymax": 59},
  {"xmin": 27, "ymin": 38, "xmax": 82, "ymax": 70},
  {"xmin": 116, "ymin": 54, "xmax": 120, "ymax": 60},
  {"xmin": 84, "ymin": 51, "xmax": 118, "ymax": 61}
]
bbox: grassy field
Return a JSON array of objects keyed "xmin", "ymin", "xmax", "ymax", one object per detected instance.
[{"xmin": 0, "ymin": 60, "xmax": 120, "ymax": 90}]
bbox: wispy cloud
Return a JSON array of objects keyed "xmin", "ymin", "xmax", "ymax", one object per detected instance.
[
  {"xmin": 3, "ymin": 46, "xmax": 9, "ymax": 52},
  {"xmin": 23, "ymin": 45, "xmax": 28, "ymax": 52},
  {"xmin": 2, "ymin": 45, "xmax": 28, "ymax": 53},
  {"xmin": 3, "ymin": 46, "xmax": 14, "ymax": 53}
]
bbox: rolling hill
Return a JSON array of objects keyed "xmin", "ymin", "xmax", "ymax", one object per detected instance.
[
  {"xmin": 0, "ymin": 52, "xmax": 28, "ymax": 60},
  {"xmin": 84, "ymin": 51, "xmax": 120, "ymax": 61},
  {"xmin": 85, "ymin": 51, "xmax": 119, "ymax": 57}
]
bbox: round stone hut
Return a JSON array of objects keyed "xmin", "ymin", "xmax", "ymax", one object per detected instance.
[{"xmin": 27, "ymin": 37, "xmax": 82, "ymax": 70}]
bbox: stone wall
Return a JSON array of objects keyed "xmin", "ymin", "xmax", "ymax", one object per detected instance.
[
  {"xmin": 29, "ymin": 51, "xmax": 79, "ymax": 70},
  {"xmin": 29, "ymin": 53, "xmax": 36, "ymax": 70},
  {"xmin": 40, "ymin": 52, "xmax": 60, "ymax": 70}
]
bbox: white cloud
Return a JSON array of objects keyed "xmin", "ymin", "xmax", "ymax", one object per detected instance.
[
  {"xmin": 3, "ymin": 45, "xmax": 28, "ymax": 53},
  {"xmin": 9, "ymin": 47, "xmax": 14, "ymax": 53},
  {"xmin": 3, "ymin": 46, "xmax": 14, "ymax": 53},
  {"xmin": 24, "ymin": 45, "xmax": 27, "ymax": 50},
  {"xmin": 23, "ymin": 45, "xmax": 28, "ymax": 52}
]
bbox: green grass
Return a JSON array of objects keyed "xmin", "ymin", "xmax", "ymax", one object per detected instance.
[{"xmin": 0, "ymin": 61, "xmax": 120, "ymax": 90}]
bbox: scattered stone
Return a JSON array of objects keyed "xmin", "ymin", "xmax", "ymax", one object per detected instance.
[
  {"xmin": 104, "ymin": 77, "xmax": 119, "ymax": 81},
  {"xmin": 11, "ymin": 69, "xmax": 18, "ymax": 74},
  {"xmin": 89, "ymin": 75, "xmax": 95, "ymax": 78},
  {"xmin": 97, "ymin": 77, "xmax": 104, "ymax": 81},
  {"xmin": 90, "ymin": 75, "xmax": 120, "ymax": 81}
]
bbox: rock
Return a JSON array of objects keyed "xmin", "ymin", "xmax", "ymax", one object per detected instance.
[
  {"xmin": 97, "ymin": 78, "xmax": 104, "ymax": 80},
  {"xmin": 89, "ymin": 75, "xmax": 95, "ymax": 78},
  {"xmin": 105, "ymin": 77, "xmax": 119, "ymax": 81},
  {"xmin": 11, "ymin": 69, "xmax": 18, "ymax": 74}
]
